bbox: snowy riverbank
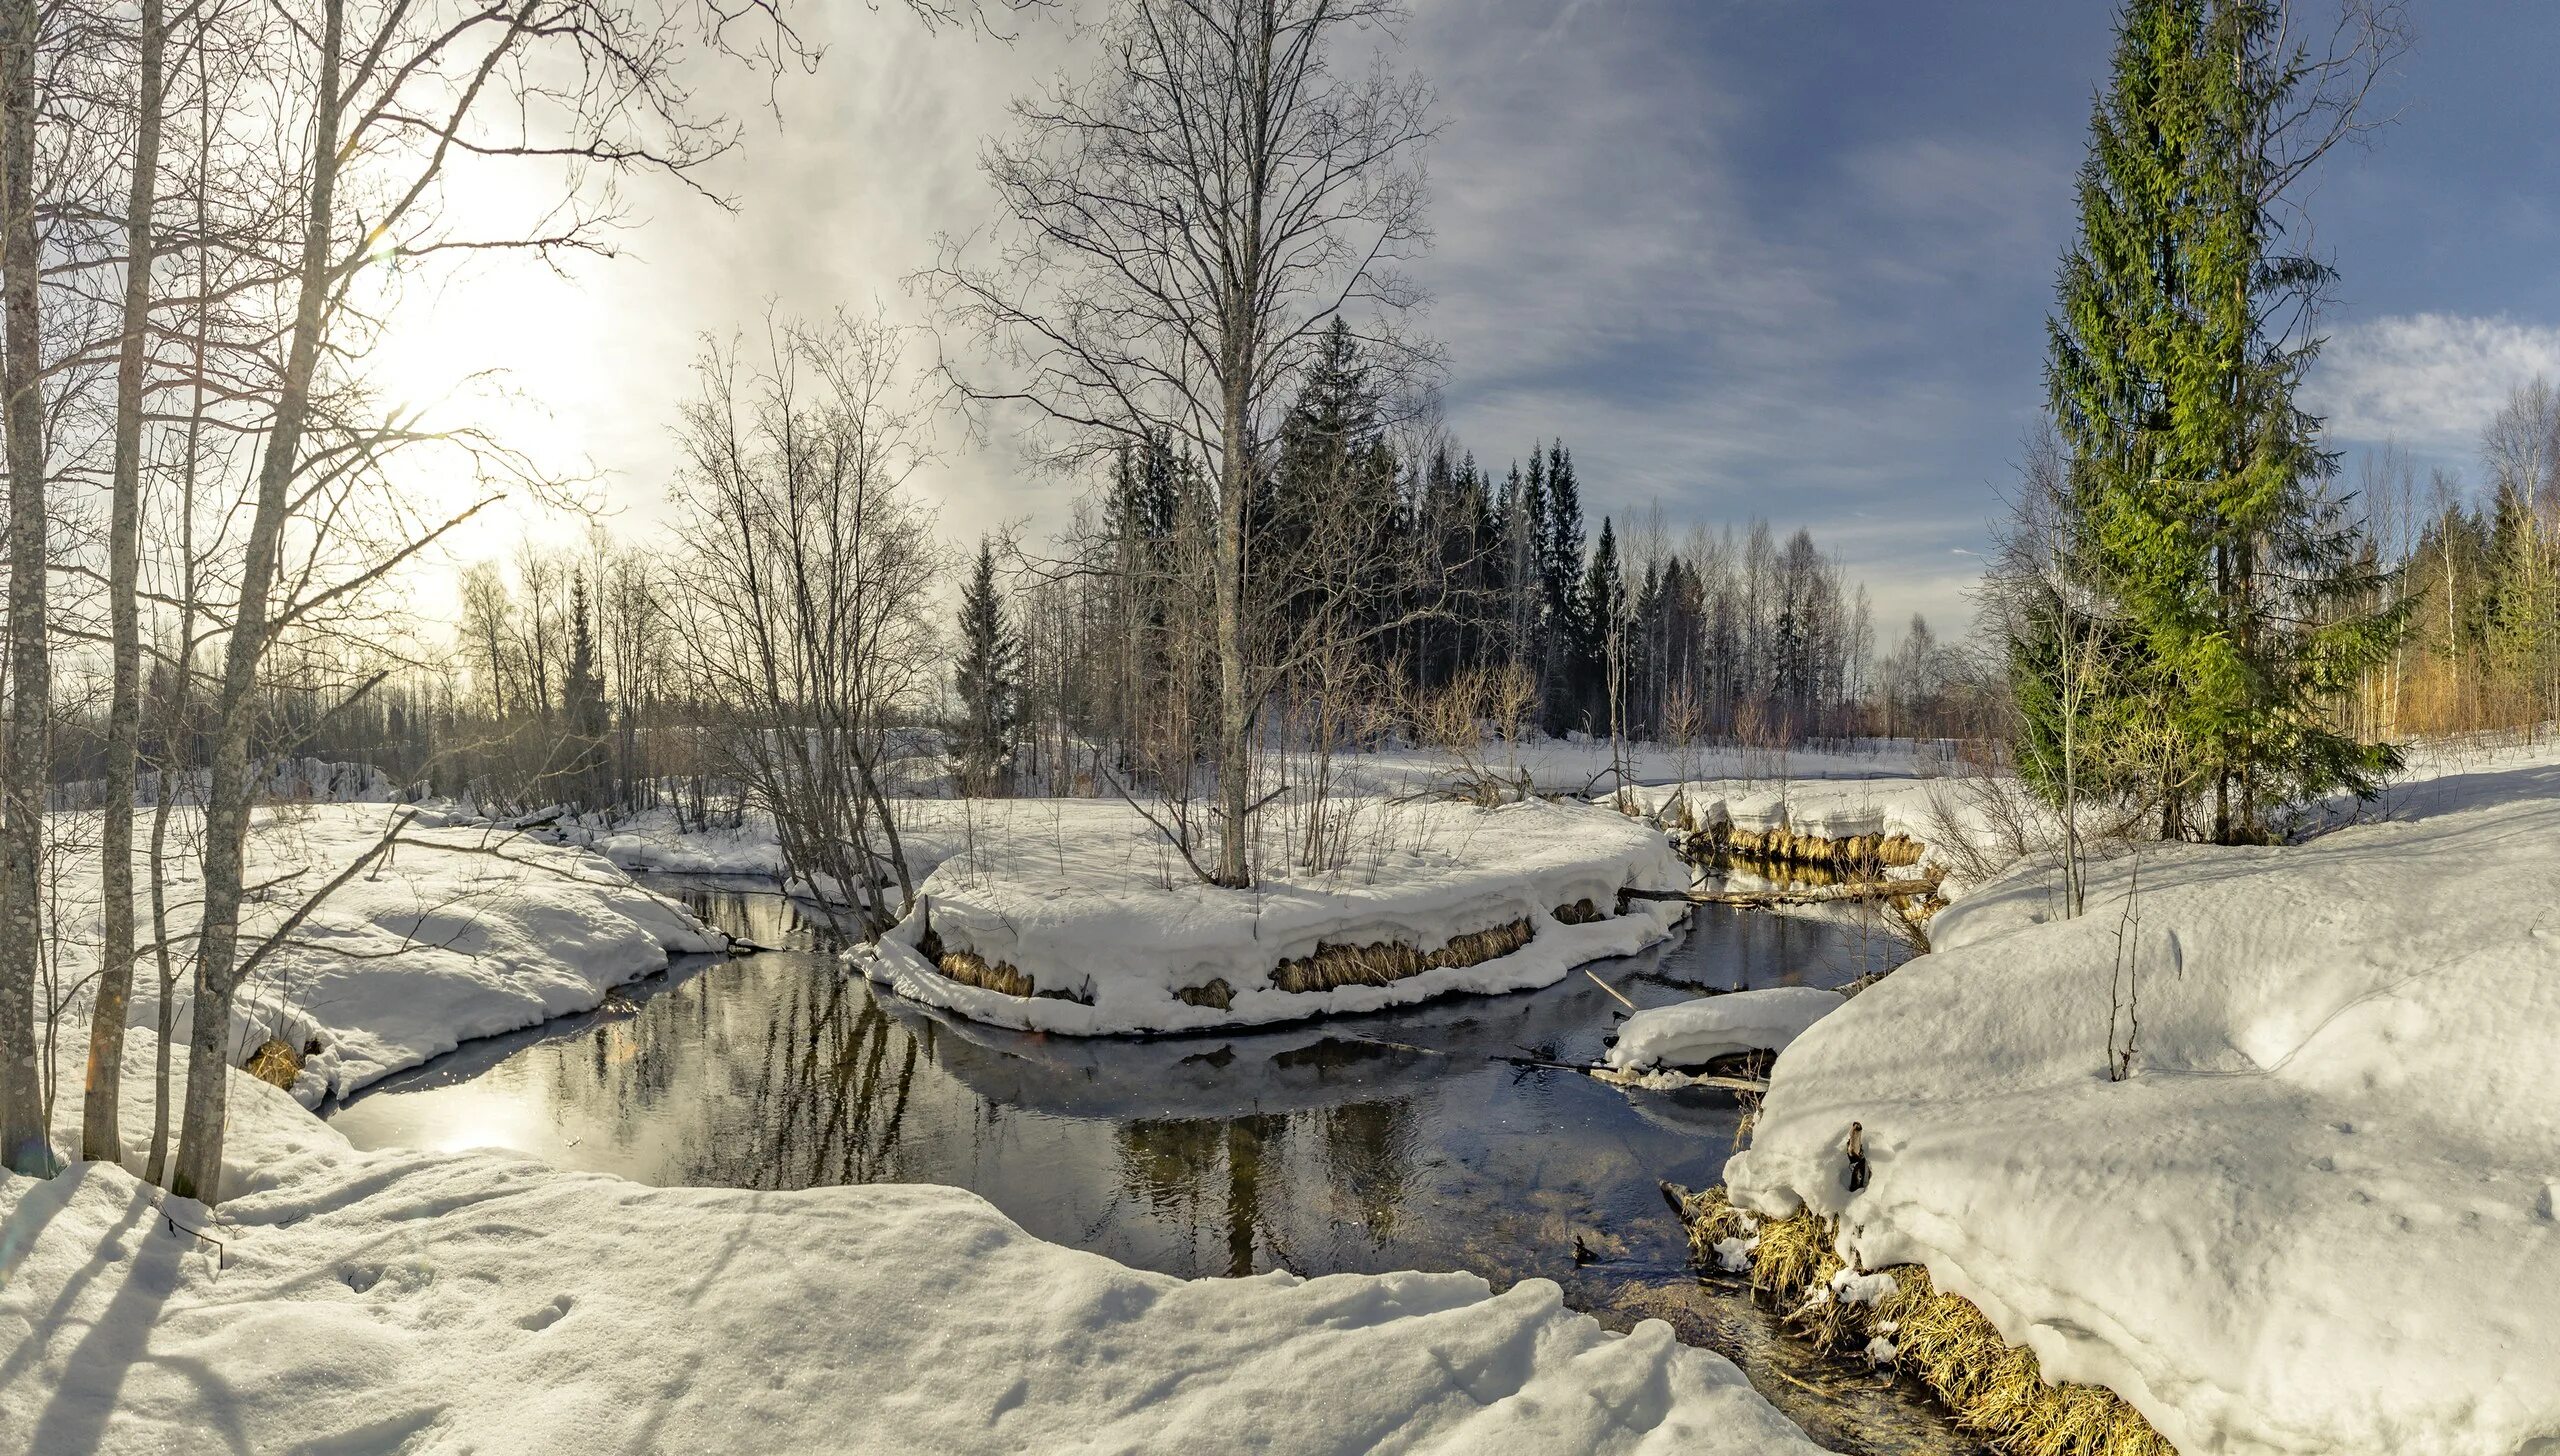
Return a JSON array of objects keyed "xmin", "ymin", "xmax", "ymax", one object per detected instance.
[
  {"xmin": 6, "ymin": 953, "xmax": 1827, "ymax": 1454},
  {"xmin": 1721, "ymin": 746, "xmax": 2560, "ymax": 1456},
  {"xmin": 47, "ymin": 804, "xmax": 724, "ymax": 1104}
]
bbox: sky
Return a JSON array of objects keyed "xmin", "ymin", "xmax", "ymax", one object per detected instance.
[{"xmin": 380, "ymin": 0, "xmax": 2560, "ymax": 645}]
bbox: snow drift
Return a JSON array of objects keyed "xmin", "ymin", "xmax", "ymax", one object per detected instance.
[
  {"xmin": 57, "ymin": 804, "xmax": 724, "ymax": 1104},
  {"xmin": 0, "ymin": 1045, "xmax": 1824, "ymax": 1454},
  {"xmin": 1604, "ymin": 987, "xmax": 1845, "ymax": 1073},
  {"xmin": 1723, "ymin": 752, "xmax": 2560, "ymax": 1456}
]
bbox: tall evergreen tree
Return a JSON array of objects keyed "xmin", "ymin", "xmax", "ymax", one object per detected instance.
[
  {"xmin": 1582, "ymin": 516, "xmax": 1625, "ymax": 735},
  {"xmin": 2041, "ymin": 0, "xmax": 2402, "ymax": 842},
  {"xmin": 1538, "ymin": 443, "xmax": 1588, "ymax": 732},
  {"xmin": 561, "ymin": 573, "xmax": 610, "ymax": 809},
  {"xmin": 950, "ymin": 538, "xmax": 1022, "ymax": 795}
]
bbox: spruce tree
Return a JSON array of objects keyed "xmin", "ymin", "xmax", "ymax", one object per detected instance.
[
  {"xmin": 950, "ymin": 538, "xmax": 1021, "ymax": 796},
  {"xmin": 1539, "ymin": 443, "xmax": 1588, "ymax": 733},
  {"xmin": 1583, "ymin": 516, "xmax": 1626, "ymax": 736},
  {"xmin": 561, "ymin": 572, "xmax": 610, "ymax": 809},
  {"xmin": 2042, "ymin": 0, "xmax": 2402, "ymax": 842}
]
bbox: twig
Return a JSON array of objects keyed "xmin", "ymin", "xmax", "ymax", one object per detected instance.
[{"xmin": 1583, "ymin": 968, "xmax": 1639, "ymax": 1011}]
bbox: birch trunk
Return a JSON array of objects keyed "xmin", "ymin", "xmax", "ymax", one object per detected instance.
[
  {"xmin": 83, "ymin": 0, "xmax": 166, "ymax": 1165},
  {"xmin": 170, "ymin": 0, "xmax": 344, "ymax": 1204}
]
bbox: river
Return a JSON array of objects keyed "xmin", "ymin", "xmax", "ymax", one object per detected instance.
[{"xmin": 327, "ymin": 876, "xmax": 1977, "ymax": 1454}]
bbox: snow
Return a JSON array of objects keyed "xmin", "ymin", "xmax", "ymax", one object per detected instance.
[
  {"xmin": 854, "ymin": 796, "xmax": 1692, "ymax": 1035},
  {"xmin": 52, "ymin": 804, "xmax": 724, "ymax": 1103},
  {"xmin": 1723, "ymin": 746, "xmax": 2560, "ymax": 1456},
  {"xmin": 1, "ymin": 1042, "xmax": 1825, "ymax": 1453},
  {"xmin": 569, "ymin": 806, "xmax": 791, "ymax": 878},
  {"xmin": 1335, "ymin": 737, "xmax": 1950, "ymax": 798},
  {"xmin": 1604, "ymin": 987, "xmax": 1846, "ymax": 1073}
]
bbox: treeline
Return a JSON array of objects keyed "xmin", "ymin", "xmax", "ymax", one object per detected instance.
[
  {"xmin": 424, "ymin": 320, "xmax": 1946, "ymax": 826},
  {"xmin": 2346, "ymin": 384, "xmax": 2560, "ymax": 739},
  {"xmin": 994, "ymin": 320, "xmax": 1899, "ymax": 800}
]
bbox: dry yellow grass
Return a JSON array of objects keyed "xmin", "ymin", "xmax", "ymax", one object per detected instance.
[
  {"xmin": 929, "ymin": 943, "xmax": 1038, "ymax": 998},
  {"xmin": 1551, "ymin": 898, "xmax": 1605, "ymax": 925},
  {"xmin": 924, "ymin": 912, "xmax": 1545, "ymax": 1004},
  {"xmin": 1701, "ymin": 826, "xmax": 1928, "ymax": 871},
  {"xmin": 243, "ymin": 1037, "xmax": 303, "ymax": 1090},
  {"xmin": 1268, "ymin": 916, "xmax": 1537, "ymax": 993},
  {"xmin": 1675, "ymin": 1187, "xmax": 2175, "ymax": 1456},
  {"xmin": 1174, "ymin": 979, "xmax": 1233, "ymax": 1010}
]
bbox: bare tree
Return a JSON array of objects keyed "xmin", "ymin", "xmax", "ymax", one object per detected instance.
[
  {"xmin": 80, "ymin": 0, "xmax": 168, "ymax": 1166},
  {"xmin": 664, "ymin": 311, "xmax": 944, "ymax": 938},
  {"xmin": 928, "ymin": 0, "xmax": 1435, "ymax": 887},
  {"xmin": 168, "ymin": 0, "xmax": 768, "ymax": 1203}
]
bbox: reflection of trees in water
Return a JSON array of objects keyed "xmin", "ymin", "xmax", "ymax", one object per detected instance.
[
  {"xmin": 1316, "ymin": 1100, "xmax": 1416, "ymax": 1243},
  {"xmin": 517, "ymin": 929, "xmax": 928, "ymax": 1192},
  {"xmin": 1114, "ymin": 1095, "xmax": 1418, "ymax": 1277},
  {"xmin": 1116, "ymin": 1115, "xmax": 1285, "ymax": 1277},
  {"xmin": 1641, "ymin": 904, "xmax": 1904, "ymax": 994},
  {"xmin": 706, "ymin": 969, "xmax": 921, "ymax": 1190}
]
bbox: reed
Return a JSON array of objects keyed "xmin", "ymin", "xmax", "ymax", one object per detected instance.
[{"xmin": 1675, "ymin": 1186, "xmax": 2174, "ymax": 1456}]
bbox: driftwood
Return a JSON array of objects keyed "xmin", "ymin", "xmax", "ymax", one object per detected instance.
[
  {"xmin": 1494, "ymin": 1052, "xmax": 1768, "ymax": 1095},
  {"xmin": 1618, "ymin": 871, "xmax": 1942, "ymax": 910}
]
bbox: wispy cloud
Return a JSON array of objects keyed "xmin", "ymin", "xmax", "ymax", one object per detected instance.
[{"xmin": 2311, "ymin": 312, "xmax": 2560, "ymax": 451}]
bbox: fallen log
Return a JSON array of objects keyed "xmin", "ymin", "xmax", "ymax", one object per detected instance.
[
  {"xmin": 1494, "ymin": 1052, "xmax": 1768, "ymax": 1095},
  {"xmin": 1619, "ymin": 872, "xmax": 1942, "ymax": 909}
]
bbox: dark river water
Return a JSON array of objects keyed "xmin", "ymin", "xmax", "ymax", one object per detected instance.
[{"xmin": 327, "ymin": 877, "xmax": 1977, "ymax": 1454}]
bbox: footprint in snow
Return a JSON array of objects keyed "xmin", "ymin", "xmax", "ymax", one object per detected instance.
[{"xmin": 518, "ymin": 1294, "xmax": 575, "ymax": 1331}]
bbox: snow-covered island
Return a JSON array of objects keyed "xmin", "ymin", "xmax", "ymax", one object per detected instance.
[{"xmin": 858, "ymin": 795, "xmax": 1691, "ymax": 1035}]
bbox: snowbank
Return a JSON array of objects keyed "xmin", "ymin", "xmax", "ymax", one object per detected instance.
[
  {"xmin": 1, "ymin": 1045, "xmax": 1824, "ymax": 1454},
  {"xmin": 1335, "ymin": 738, "xmax": 1946, "ymax": 798},
  {"xmin": 1627, "ymin": 777, "xmax": 1941, "ymax": 846},
  {"xmin": 1604, "ymin": 987, "xmax": 1845, "ymax": 1073},
  {"xmin": 856, "ymin": 796, "xmax": 1690, "ymax": 1035},
  {"xmin": 1722, "ymin": 752, "xmax": 2560, "ymax": 1456},
  {"xmin": 54, "ymin": 804, "xmax": 723, "ymax": 1103},
  {"xmin": 569, "ymin": 805, "xmax": 792, "ymax": 878}
]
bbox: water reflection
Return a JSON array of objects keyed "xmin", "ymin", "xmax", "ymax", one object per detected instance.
[{"xmin": 328, "ymin": 879, "xmax": 1971, "ymax": 1455}]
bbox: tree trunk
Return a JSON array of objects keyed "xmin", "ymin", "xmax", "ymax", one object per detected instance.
[
  {"xmin": 83, "ymin": 0, "xmax": 165, "ymax": 1166},
  {"xmin": 1214, "ymin": 387, "xmax": 1251, "ymax": 888},
  {"xmin": 0, "ymin": 0, "xmax": 49, "ymax": 1175},
  {"xmin": 171, "ymin": 0, "xmax": 344, "ymax": 1204}
]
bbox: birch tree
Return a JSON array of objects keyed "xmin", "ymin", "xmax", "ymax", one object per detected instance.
[
  {"xmin": 79, "ymin": 0, "xmax": 167, "ymax": 1166},
  {"xmin": 928, "ymin": 0, "xmax": 1435, "ymax": 887},
  {"xmin": 166, "ymin": 0, "xmax": 769, "ymax": 1203}
]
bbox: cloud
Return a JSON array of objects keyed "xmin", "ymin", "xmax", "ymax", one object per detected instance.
[{"xmin": 2311, "ymin": 313, "xmax": 2560, "ymax": 450}]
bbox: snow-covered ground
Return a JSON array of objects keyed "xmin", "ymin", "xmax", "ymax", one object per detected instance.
[
  {"xmin": 48, "ymin": 804, "xmax": 723, "ymax": 1104},
  {"xmin": 856, "ymin": 796, "xmax": 1691, "ymax": 1035},
  {"xmin": 5, "ymin": 902, "xmax": 1826, "ymax": 1454},
  {"xmin": 1334, "ymin": 736, "xmax": 1949, "ymax": 797},
  {"xmin": 1604, "ymin": 986, "xmax": 1845, "ymax": 1074},
  {"xmin": 1723, "ymin": 744, "xmax": 2560, "ymax": 1456}
]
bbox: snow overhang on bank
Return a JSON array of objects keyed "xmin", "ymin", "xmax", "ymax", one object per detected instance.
[
  {"xmin": 55, "ymin": 805, "xmax": 727, "ymax": 1107},
  {"xmin": 1604, "ymin": 987, "xmax": 1844, "ymax": 1074},
  {"xmin": 1721, "ymin": 751, "xmax": 2560, "ymax": 1456},
  {"xmin": 854, "ymin": 797, "xmax": 1691, "ymax": 1036}
]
